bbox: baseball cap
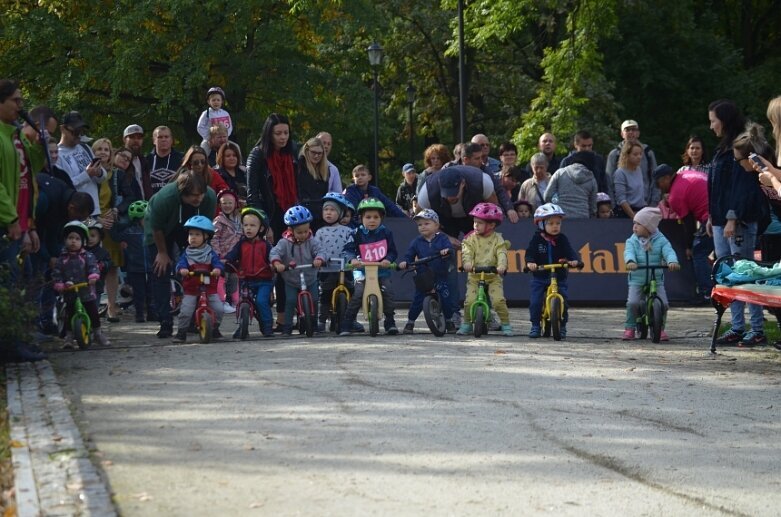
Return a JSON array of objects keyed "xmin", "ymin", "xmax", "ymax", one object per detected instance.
[
  {"xmin": 621, "ymin": 119, "xmax": 639, "ymax": 131},
  {"xmin": 402, "ymin": 163, "xmax": 416, "ymax": 174},
  {"xmin": 413, "ymin": 208, "xmax": 439, "ymax": 223},
  {"xmin": 438, "ymin": 167, "xmax": 463, "ymax": 198},
  {"xmin": 62, "ymin": 111, "xmax": 88, "ymax": 130},
  {"xmin": 652, "ymin": 164, "xmax": 675, "ymax": 181},
  {"xmin": 123, "ymin": 124, "xmax": 144, "ymax": 138}
]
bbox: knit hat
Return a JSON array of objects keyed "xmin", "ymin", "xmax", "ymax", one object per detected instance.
[
  {"xmin": 634, "ymin": 207, "xmax": 662, "ymax": 233},
  {"xmin": 323, "ymin": 199, "xmax": 343, "ymax": 217}
]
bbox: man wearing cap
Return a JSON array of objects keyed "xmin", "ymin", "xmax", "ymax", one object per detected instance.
[
  {"xmin": 58, "ymin": 111, "xmax": 105, "ymax": 217},
  {"xmin": 396, "ymin": 163, "xmax": 418, "ymax": 216},
  {"xmin": 123, "ymin": 124, "xmax": 152, "ymax": 200},
  {"xmin": 606, "ymin": 120, "xmax": 659, "ymax": 205},
  {"xmin": 654, "ymin": 163, "xmax": 713, "ymax": 303},
  {"xmin": 457, "ymin": 142, "xmax": 519, "ymax": 223},
  {"xmin": 147, "ymin": 125, "xmax": 182, "ymax": 195}
]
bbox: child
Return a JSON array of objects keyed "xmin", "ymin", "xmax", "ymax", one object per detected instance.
[
  {"xmin": 197, "ymin": 86, "xmax": 232, "ymax": 150},
  {"xmin": 52, "ymin": 220, "xmax": 109, "ymax": 346},
  {"xmin": 314, "ymin": 192, "xmax": 364, "ymax": 333},
  {"xmin": 340, "ymin": 198, "xmax": 399, "ymax": 336},
  {"xmin": 173, "ymin": 216, "xmax": 225, "ymax": 343},
  {"xmin": 225, "ymin": 207, "xmax": 275, "ymax": 338},
  {"xmin": 212, "ymin": 189, "xmax": 242, "ymax": 314},
  {"xmin": 398, "ymin": 209, "xmax": 455, "ymax": 334},
  {"xmin": 622, "ymin": 207, "xmax": 680, "ymax": 341},
  {"xmin": 395, "ymin": 163, "xmax": 418, "ymax": 216},
  {"xmin": 343, "ymin": 164, "xmax": 407, "ymax": 226},
  {"xmin": 270, "ymin": 206, "xmax": 325, "ymax": 335},
  {"xmin": 596, "ymin": 192, "xmax": 613, "ymax": 219},
  {"xmin": 525, "ymin": 203, "xmax": 580, "ymax": 338},
  {"xmin": 112, "ymin": 200, "xmax": 151, "ymax": 323},
  {"xmin": 85, "ymin": 218, "xmax": 112, "ymax": 313},
  {"xmin": 514, "ymin": 199, "xmax": 533, "ymax": 219},
  {"xmin": 457, "ymin": 203, "xmax": 513, "ymax": 336}
]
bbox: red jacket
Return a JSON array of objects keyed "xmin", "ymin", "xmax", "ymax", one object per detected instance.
[{"xmin": 224, "ymin": 237, "xmax": 273, "ymax": 281}]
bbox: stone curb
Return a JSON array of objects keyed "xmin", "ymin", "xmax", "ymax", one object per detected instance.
[{"xmin": 6, "ymin": 360, "xmax": 116, "ymax": 516}]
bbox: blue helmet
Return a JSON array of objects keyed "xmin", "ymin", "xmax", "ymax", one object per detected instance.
[
  {"xmin": 283, "ymin": 205, "xmax": 313, "ymax": 226},
  {"xmin": 184, "ymin": 215, "xmax": 215, "ymax": 236},
  {"xmin": 322, "ymin": 192, "xmax": 355, "ymax": 214}
]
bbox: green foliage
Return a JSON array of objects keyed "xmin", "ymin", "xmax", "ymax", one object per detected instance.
[{"xmin": 0, "ymin": 268, "xmax": 38, "ymax": 346}]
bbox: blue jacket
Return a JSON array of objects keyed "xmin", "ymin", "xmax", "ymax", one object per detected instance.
[
  {"xmin": 525, "ymin": 231, "xmax": 579, "ymax": 281},
  {"xmin": 623, "ymin": 231, "xmax": 678, "ymax": 286},
  {"xmin": 113, "ymin": 223, "xmax": 149, "ymax": 273},
  {"xmin": 402, "ymin": 232, "xmax": 453, "ymax": 279},
  {"xmin": 342, "ymin": 224, "xmax": 398, "ymax": 281},
  {"xmin": 343, "ymin": 184, "xmax": 406, "ymax": 226},
  {"xmin": 708, "ymin": 148, "xmax": 768, "ymax": 227}
]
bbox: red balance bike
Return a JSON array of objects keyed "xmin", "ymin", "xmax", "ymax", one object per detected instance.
[{"xmin": 187, "ymin": 263, "xmax": 219, "ymax": 343}]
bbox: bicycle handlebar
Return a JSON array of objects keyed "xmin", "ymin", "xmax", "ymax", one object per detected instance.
[
  {"xmin": 523, "ymin": 261, "xmax": 584, "ymax": 273},
  {"xmin": 285, "ymin": 262, "xmax": 318, "ymax": 271},
  {"xmin": 62, "ymin": 281, "xmax": 90, "ymax": 291},
  {"xmin": 406, "ymin": 250, "xmax": 450, "ymax": 268},
  {"xmin": 632, "ymin": 264, "xmax": 671, "ymax": 270}
]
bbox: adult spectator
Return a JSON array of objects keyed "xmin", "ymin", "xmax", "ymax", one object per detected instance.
[
  {"xmin": 613, "ymin": 141, "xmax": 648, "ymax": 219},
  {"xmin": 452, "ymin": 143, "xmax": 466, "ymax": 165},
  {"xmin": 315, "ymin": 131, "xmax": 342, "ymax": 193},
  {"xmin": 114, "ymin": 147, "xmax": 142, "ymax": 220},
  {"xmin": 460, "ymin": 142, "xmax": 518, "ymax": 223},
  {"xmin": 205, "ymin": 124, "xmax": 229, "ymax": 168},
  {"xmin": 416, "ymin": 143, "xmax": 452, "ymax": 194},
  {"xmin": 500, "ymin": 166, "xmax": 523, "ymax": 201},
  {"xmin": 144, "ymin": 169, "xmax": 216, "ymax": 338},
  {"xmin": 58, "ymin": 111, "xmax": 105, "ymax": 217},
  {"xmin": 753, "ymin": 96, "xmax": 781, "ymax": 269},
  {"xmin": 498, "ymin": 142, "xmax": 528, "ymax": 182},
  {"xmin": 396, "ymin": 163, "xmax": 418, "ymax": 216},
  {"xmin": 122, "ymin": 124, "xmax": 152, "ymax": 200},
  {"xmin": 606, "ymin": 120, "xmax": 659, "ymax": 205},
  {"xmin": 559, "ymin": 130, "xmax": 608, "ymax": 193},
  {"xmin": 518, "ymin": 153, "xmax": 550, "ymax": 210},
  {"xmin": 214, "ymin": 141, "xmax": 247, "ymax": 201},
  {"xmin": 543, "ymin": 151, "xmax": 598, "ymax": 219},
  {"xmin": 175, "ymin": 145, "xmax": 228, "ymax": 197},
  {"xmin": 92, "ymin": 137, "xmax": 122, "ymax": 321},
  {"xmin": 296, "ymin": 137, "xmax": 330, "ymax": 230},
  {"xmin": 525, "ymin": 133, "xmax": 560, "ymax": 176},
  {"xmin": 470, "ymin": 134, "xmax": 501, "ymax": 176},
  {"xmin": 147, "ymin": 126, "xmax": 183, "ymax": 194},
  {"xmin": 654, "ymin": 164, "xmax": 712, "ymax": 303},
  {"xmin": 677, "ymin": 135, "xmax": 708, "ymax": 174}
]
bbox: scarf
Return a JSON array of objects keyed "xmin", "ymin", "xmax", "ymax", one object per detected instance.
[
  {"xmin": 541, "ymin": 232, "xmax": 557, "ymax": 246},
  {"xmin": 268, "ymin": 151, "xmax": 297, "ymax": 213},
  {"xmin": 638, "ymin": 233, "xmax": 654, "ymax": 251},
  {"xmin": 185, "ymin": 243, "xmax": 214, "ymax": 265}
]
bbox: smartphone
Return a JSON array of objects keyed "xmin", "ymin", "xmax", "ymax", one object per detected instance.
[
  {"xmin": 90, "ymin": 157, "xmax": 102, "ymax": 166},
  {"xmin": 749, "ymin": 153, "xmax": 766, "ymax": 169}
]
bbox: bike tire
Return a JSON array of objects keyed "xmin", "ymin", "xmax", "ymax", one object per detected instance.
[
  {"xmin": 200, "ymin": 314, "xmax": 213, "ymax": 344},
  {"xmin": 650, "ymin": 297, "xmax": 664, "ymax": 343},
  {"xmin": 368, "ymin": 294, "xmax": 380, "ymax": 337},
  {"xmin": 423, "ymin": 296, "xmax": 446, "ymax": 337},
  {"xmin": 238, "ymin": 303, "xmax": 250, "ymax": 340},
  {"xmin": 302, "ymin": 298, "xmax": 314, "ymax": 337},
  {"xmin": 550, "ymin": 297, "xmax": 562, "ymax": 341},
  {"xmin": 73, "ymin": 316, "xmax": 90, "ymax": 349},
  {"xmin": 55, "ymin": 299, "xmax": 66, "ymax": 338},
  {"xmin": 333, "ymin": 292, "xmax": 348, "ymax": 334},
  {"xmin": 473, "ymin": 306, "xmax": 486, "ymax": 338}
]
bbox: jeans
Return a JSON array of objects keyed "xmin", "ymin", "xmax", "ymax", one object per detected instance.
[
  {"xmin": 284, "ymin": 280, "xmax": 319, "ymax": 329},
  {"xmin": 407, "ymin": 278, "xmax": 454, "ymax": 322},
  {"xmin": 247, "ymin": 279, "xmax": 274, "ymax": 330},
  {"xmin": 713, "ymin": 223, "xmax": 764, "ymax": 332},
  {"xmin": 148, "ymin": 244, "xmax": 174, "ymax": 327},
  {"xmin": 529, "ymin": 276, "xmax": 568, "ymax": 326},
  {"xmin": 692, "ymin": 229, "xmax": 714, "ymax": 296}
]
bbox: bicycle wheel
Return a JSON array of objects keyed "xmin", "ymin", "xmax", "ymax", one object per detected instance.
[
  {"xmin": 238, "ymin": 302, "xmax": 250, "ymax": 340},
  {"xmin": 199, "ymin": 314, "xmax": 213, "ymax": 343},
  {"xmin": 650, "ymin": 297, "xmax": 664, "ymax": 343},
  {"xmin": 302, "ymin": 297, "xmax": 315, "ymax": 337},
  {"xmin": 473, "ymin": 305, "xmax": 486, "ymax": 338},
  {"xmin": 423, "ymin": 296, "xmax": 446, "ymax": 337},
  {"xmin": 170, "ymin": 280, "xmax": 183, "ymax": 316},
  {"xmin": 55, "ymin": 298, "xmax": 66, "ymax": 338},
  {"xmin": 73, "ymin": 316, "xmax": 90, "ymax": 349},
  {"xmin": 368, "ymin": 294, "xmax": 380, "ymax": 337},
  {"xmin": 550, "ymin": 297, "xmax": 562, "ymax": 341},
  {"xmin": 333, "ymin": 292, "xmax": 348, "ymax": 334}
]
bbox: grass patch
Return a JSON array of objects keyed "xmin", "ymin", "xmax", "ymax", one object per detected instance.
[{"xmin": 0, "ymin": 371, "xmax": 16, "ymax": 514}]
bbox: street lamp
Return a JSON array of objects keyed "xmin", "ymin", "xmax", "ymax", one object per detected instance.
[
  {"xmin": 406, "ymin": 83, "xmax": 416, "ymax": 164},
  {"xmin": 367, "ymin": 41, "xmax": 383, "ymax": 185}
]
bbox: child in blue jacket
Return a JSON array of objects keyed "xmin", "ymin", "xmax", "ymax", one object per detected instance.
[
  {"xmin": 343, "ymin": 164, "xmax": 406, "ymax": 226},
  {"xmin": 398, "ymin": 209, "xmax": 455, "ymax": 334},
  {"xmin": 111, "ymin": 200, "xmax": 152, "ymax": 323}
]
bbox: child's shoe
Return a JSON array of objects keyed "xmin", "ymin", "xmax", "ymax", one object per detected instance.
[
  {"xmin": 282, "ymin": 325, "xmax": 293, "ymax": 336},
  {"xmin": 738, "ymin": 330, "xmax": 767, "ymax": 347},
  {"xmin": 316, "ymin": 322, "xmax": 326, "ymax": 333},
  {"xmin": 560, "ymin": 324, "xmax": 567, "ymax": 339},
  {"xmin": 384, "ymin": 318, "xmax": 399, "ymax": 336},
  {"xmin": 351, "ymin": 321, "xmax": 365, "ymax": 333},
  {"xmin": 339, "ymin": 320, "xmax": 355, "ymax": 336},
  {"xmin": 172, "ymin": 330, "xmax": 187, "ymax": 343},
  {"xmin": 622, "ymin": 328, "xmax": 635, "ymax": 340},
  {"xmin": 403, "ymin": 322, "xmax": 414, "ymax": 334},
  {"xmin": 489, "ymin": 310, "xmax": 502, "ymax": 331},
  {"xmin": 92, "ymin": 328, "xmax": 110, "ymax": 346},
  {"xmin": 222, "ymin": 302, "xmax": 236, "ymax": 314},
  {"xmin": 232, "ymin": 327, "xmax": 243, "ymax": 339},
  {"xmin": 659, "ymin": 330, "xmax": 669, "ymax": 341},
  {"xmin": 501, "ymin": 324, "xmax": 513, "ymax": 337},
  {"xmin": 456, "ymin": 323, "xmax": 473, "ymax": 335},
  {"xmin": 445, "ymin": 321, "xmax": 456, "ymax": 334},
  {"xmin": 528, "ymin": 325, "xmax": 541, "ymax": 338}
]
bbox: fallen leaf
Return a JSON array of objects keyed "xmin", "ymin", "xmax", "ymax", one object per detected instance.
[
  {"xmin": 9, "ymin": 440, "xmax": 25, "ymax": 448},
  {"xmin": 132, "ymin": 492, "xmax": 152, "ymax": 502},
  {"xmin": 249, "ymin": 502, "xmax": 264, "ymax": 509},
  {"xmin": 494, "ymin": 350, "xmax": 506, "ymax": 355}
]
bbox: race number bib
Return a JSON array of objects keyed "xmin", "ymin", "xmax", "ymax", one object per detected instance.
[{"xmin": 359, "ymin": 239, "xmax": 388, "ymax": 262}]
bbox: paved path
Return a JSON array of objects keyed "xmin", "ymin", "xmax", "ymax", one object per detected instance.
[{"xmin": 30, "ymin": 308, "xmax": 781, "ymax": 515}]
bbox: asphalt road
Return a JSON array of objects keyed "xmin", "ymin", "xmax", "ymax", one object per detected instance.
[{"xmin": 49, "ymin": 307, "xmax": 781, "ymax": 516}]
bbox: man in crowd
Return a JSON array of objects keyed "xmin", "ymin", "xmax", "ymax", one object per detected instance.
[
  {"xmin": 58, "ymin": 111, "xmax": 105, "ymax": 217},
  {"xmin": 606, "ymin": 119, "xmax": 659, "ymax": 205},
  {"xmin": 459, "ymin": 142, "xmax": 518, "ymax": 223},
  {"xmin": 147, "ymin": 125, "xmax": 183, "ymax": 194},
  {"xmin": 316, "ymin": 131, "xmax": 343, "ymax": 193},
  {"xmin": 470, "ymin": 134, "xmax": 501, "ymax": 176},
  {"xmin": 526, "ymin": 132, "xmax": 560, "ymax": 176},
  {"xmin": 559, "ymin": 130, "xmax": 608, "ymax": 194},
  {"xmin": 123, "ymin": 123, "xmax": 152, "ymax": 200}
]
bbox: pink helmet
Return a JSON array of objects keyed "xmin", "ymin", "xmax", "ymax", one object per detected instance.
[{"xmin": 468, "ymin": 202, "xmax": 504, "ymax": 224}]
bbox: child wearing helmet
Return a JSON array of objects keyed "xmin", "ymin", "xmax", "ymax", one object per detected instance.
[
  {"xmin": 344, "ymin": 164, "xmax": 407, "ymax": 226},
  {"xmin": 111, "ymin": 200, "xmax": 152, "ymax": 323},
  {"xmin": 525, "ymin": 203, "xmax": 580, "ymax": 338},
  {"xmin": 457, "ymin": 202, "xmax": 513, "ymax": 336},
  {"xmin": 197, "ymin": 86, "xmax": 232, "ymax": 150},
  {"xmin": 314, "ymin": 193, "xmax": 363, "ymax": 333},
  {"xmin": 213, "ymin": 189, "xmax": 243, "ymax": 314},
  {"xmin": 340, "ymin": 197, "xmax": 400, "ymax": 335},
  {"xmin": 270, "ymin": 205, "xmax": 326, "ymax": 335},
  {"xmin": 224, "ymin": 207, "xmax": 275, "ymax": 338},
  {"xmin": 398, "ymin": 209, "xmax": 456, "ymax": 334},
  {"xmin": 172, "ymin": 215, "xmax": 225, "ymax": 342},
  {"xmin": 85, "ymin": 218, "xmax": 112, "ymax": 312},
  {"xmin": 596, "ymin": 192, "xmax": 613, "ymax": 219},
  {"xmin": 52, "ymin": 220, "xmax": 109, "ymax": 346}
]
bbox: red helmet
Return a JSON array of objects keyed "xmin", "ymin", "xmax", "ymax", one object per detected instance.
[{"xmin": 468, "ymin": 202, "xmax": 504, "ymax": 224}]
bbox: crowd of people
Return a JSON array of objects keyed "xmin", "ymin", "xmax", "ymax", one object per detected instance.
[{"xmin": 2, "ymin": 77, "xmax": 781, "ymax": 358}]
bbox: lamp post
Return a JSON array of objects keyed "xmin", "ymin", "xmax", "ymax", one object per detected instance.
[
  {"xmin": 406, "ymin": 83, "xmax": 416, "ymax": 164},
  {"xmin": 367, "ymin": 42, "xmax": 383, "ymax": 185}
]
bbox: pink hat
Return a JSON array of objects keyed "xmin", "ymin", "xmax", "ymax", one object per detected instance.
[{"xmin": 634, "ymin": 207, "xmax": 662, "ymax": 233}]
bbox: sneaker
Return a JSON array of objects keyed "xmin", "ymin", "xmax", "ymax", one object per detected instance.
[
  {"xmin": 316, "ymin": 322, "xmax": 326, "ymax": 333},
  {"xmin": 385, "ymin": 326, "xmax": 399, "ymax": 336},
  {"xmin": 528, "ymin": 325, "xmax": 541, "ymax": 338},
  {"xmin": 456, "ymin": 323, "xmax": 473, "ymax": 335},
  {"xmin": 622, "ymin": 328, "xmax": 635, "ymax": 340},
  {"xmin": 157, "ymin": 321, "xmax": 173, "ymax": 339},
  {"xmin": 172, "ymin": 330, "xmax": 187, "ymax": 343},
  {"xmin": 489, "ymin": 310, "xmax": 502, "ymax": 331},
  {"xmin": 445, "ymin": 321, "xmax": 456, "ymax": 334},
  {"xmin": 273, "ymin": 322, "xmax": 285, "ymax": 333},
  {"xmin": 715, "ymin": 329, "xmax": 743, "ymax": 345},
  {"xmin": 451, "ymin": 311, "xmax": 462, "ymax": 327},
  {"xmin": 351, "ymin": 321, "xmax": 365, "ymax": 333},
  {"xmin": 560, "ymin": 325, "xmax": 567, "ymax": 339},
  {"xmin": 738, "ymin": 331, "xmax": 767, "ymax": 348},
  {"xmin": 403, "ymin": 323, "xmax": 414, "ymax": 334},
  {"xmin": 282, "ymin": 325, "xmax": 293, "ymax": 336},
  {"xmin": 501, "ymin": 324, "xmax": 513, "ymax": 337},
  {"xmin": 223, "ymin": 302, "xmax": 236, "ymax": 314},
  {"xmin": 660, "ymin": 330, "xmax": 669, "ymax": 342},
  {"xmin": 92, "ymin": 328, "xmax": 110, "ymax": 346},
  {"xmin": 232, "ymin": 327, "xmax": 242, "ymax": 339}
]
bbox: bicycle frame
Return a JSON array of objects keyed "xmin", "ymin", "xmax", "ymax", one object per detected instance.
[
  {"xmin": 469, "ymin": 266, "xmax": 497, "ymax": 325},
  {"xmin": 537, "ymin": 263, "xmax": 569, "ymax": 326},
  {"xmin": 188, "ymin": 264, "xmax": 217, "ymax": 333},
  {"xmin": 290, "ymin": 263, "xmax": 316, "ymax": 319},
  {"xmin": 353, "ymin": 261, "xmax": 395, "ymax": 318},
  {"xmin": 328, "ymin": 258, "xmax": 351, "ymax": 310},
  {"xmin": 633, "ymin": 264, "xmax": 668, "ymax": 341},
  {"xmin": 58, "ymin": 282, "xmax": 92, "ymax": 347}
]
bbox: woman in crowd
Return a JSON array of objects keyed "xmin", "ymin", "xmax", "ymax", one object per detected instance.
[
  {"xmin": 613, "ymin": 141, "xmax": 647, "ymax": 219},
  {"xmin": 677, "ymin": 136, "xmax": 709, "ymax": 174},
  {"xmin": 518, "ymin": 153, "xmax": 550, "ymax": 210},
  {"xmin": 296, "ymin": 137, "xmax": 330, "ymax": 230},
  {"xmin": 416, "ymin": 144, "xmax": 453, "ymax": 194},
  {"xmin": 176, "ymin": 145, "xmax": 229, "ymax": 195},
  {"xmin": 214, "ymin": 141, "xmax": 247, "ymax": 202}
]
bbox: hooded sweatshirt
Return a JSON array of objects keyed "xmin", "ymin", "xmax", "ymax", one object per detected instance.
[{"xmin": 543, "ymin": 163, "xmax": 597, "ymax": 219}]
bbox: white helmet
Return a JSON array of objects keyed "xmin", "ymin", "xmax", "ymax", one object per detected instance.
[{"xmin": 533, "ymin": 203, "xmax": 565, "ymax": 231}]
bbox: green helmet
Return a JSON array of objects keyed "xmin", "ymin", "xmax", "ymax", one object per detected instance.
[
  {"xmin": 240, "ymin": 207, "xmax": 268, "ymax": 230},
  {"xmin": 128, "ymin": 200, "xmax": 148, "ymax": 221},
  {"xmin": 357, "ymin": 197, "xmax": 385, "ymax": 215},
  {"xmin": 63, "ymin": 220, "xmax": 89, "ymax": 243}
]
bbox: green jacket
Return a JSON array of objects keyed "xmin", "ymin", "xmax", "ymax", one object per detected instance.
[
  {"xmin": 143, "ymin": 181, "xmax": 216, "ymax": 246},
  {"xmin": 0, "ymin": 122, "xmax": 44, "ymax": 227}
]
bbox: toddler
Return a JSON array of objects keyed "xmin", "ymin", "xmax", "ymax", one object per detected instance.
[
  {"xmin": 112, "ymin": 200, "xmax": 151, "ymax": 323},
  {"xmin": 52, "ymin": 220, "xmax": 109, "ymax": 346},
  {"xmin": 457, "ymin": 202, "xmax": 513, "ymax": 336},
  {"xmin": 173, "ymin": 216, "xmax": 225, "ymax": 343},
  {"xmin": 596, "ymin": 192, "xmax": 613, "ymax": 219},
  {"xmin": 225, "ymin": 207, "xmax": 275, "ymax": 338},
  {"xmin": 514, "ymin": 199, "xmax": 533, "ymax": 219},
  {"xmin": 212, "ymin": 189, "xmax": 242, "ymax": 313},
  {"xmin": 340, "ymin": 198, "xmax": 399, "ymax": 335},
  {"xmin": 525, "ymin": 203, "xmax": 580, "ymax": 338},
  {"xmin": 85, "ymin": 218, "xmax": 112, "ymax": 310},
  {"xmin": 197, "ymin": 86, "xmax": 232, "ymax": 149},
  {"xmin": 343, "ymin": 164, "xmax": 407, "ymax": 226},
  {"xmin": 398, "ymin": 209, "xmax": 455, "ymax": 334},
  {"xmin": 270, "ymin": 206, "xmax": 325, "ymax": 335},
  {"xmin": 622, "ymin": 207, "xmax": 680, "ymax": 341}
]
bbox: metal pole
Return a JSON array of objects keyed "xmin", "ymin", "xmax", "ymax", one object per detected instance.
[
  {"xmin": 409, "ymin": 101, "xmax": 414, "ymax": 164},
  {"xmin": 458, "ymin": 0, "xmax": 466, "ymax": 143},
  {"xmin": 373, "ymin": 68, "xmax": 379, "ymax": 185}
]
